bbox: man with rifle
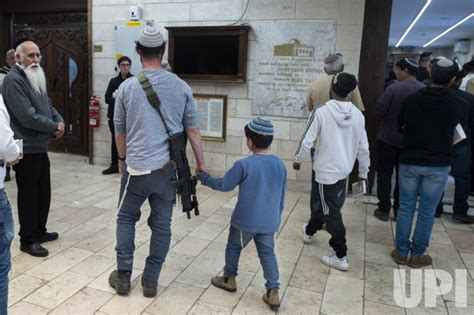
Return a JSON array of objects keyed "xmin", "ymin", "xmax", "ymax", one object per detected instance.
[{"xmin": 109, "ymin": 26, "xmax": 207, "ymax": 298}]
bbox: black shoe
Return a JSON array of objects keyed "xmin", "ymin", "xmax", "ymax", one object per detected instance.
[
  {"xmin": 20, "ymin": 242, "xmax": 49, "ymax": 257},
  {"xmin": 142, "ymin": 277, "xmax": 158, "ymax": 298},
  {"xmin": 452, "ymin": 214, "xmax": 474, "ymax": 224},
  {"xmin": 373, "ymin": 208, "xmax": 389, "ymax": 222},
  {"xmin": 109, "ymin": 270, "xmax": 131, "ymax": 295},
  {"xmin": 102, "ymin": 165, "xmax": 119, "ymax": 175},
  {"xmin": 38, "ymin": 232, "xmax": 59, "ymax": 243}
]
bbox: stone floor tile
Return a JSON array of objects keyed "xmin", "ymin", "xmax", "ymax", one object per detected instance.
[
  {"xmin": 446, "ymin": 301, "xmax": 474, "ymax": 314},
  {"xmin": 460, "ymin": 252, "xmax": 474, "ymax": 279},
  {"xmin": 365, "ymin": 225, "xmax": 394, "ymax": 246},
  {"xmin": 99, "ymin": 281, "xmax": 161, "ymax": 315},
  {"xmin": 145, "ymin": 282, "xmax": 204, "ymax": 314},
  {"xmin": 74, "ymin": 227, "xmax": 115, "ymax": 252},
  {"xmin": 429, "ymin": 229, "xmax": 454, "ymax": 246},
  {"xmin": 25, "ymin": 247, "xmax": 93, "ymax": 281},
  {"xmin": 171, "ymin": 236, "xmax": 211, "ymax": 257},
  {"xmin": 289, "ymin": 255, "xmax": 329, "ymax": 293},
  {"xmin": 232, "ymin": 286, "xmax": 275, "ymax": 314},
  {"xmin": 10, "ymin": 253, "xmax": 49, "ymax": 279},
  {"xmin": 363, "ymin": 300, "xmax": 405, "ymax": 314},
  {"xmin": 365, "ymin": 263, "xmax": 403, "ymax": 307},
  {"xmin": 8, "ymin": 274, "xmax": 46, "ymax": 307},
  {"xmin": 250, "ymin": 259, "xmax": 295, "ymax": 292},
  {"xmin": 188, "ymin": 301, "xmax": 233, "ymax": 315},
  {"xmin": 176, "ymin": 249, "xmax": 225, "ymax": 288},
  {"xmin": 171, "ymin": 215, "xmax": 208, "ymax": 233},
  {"xmin": 275, "ymin": 239, "xmax": 303, "ymax": 264},
  {"xmin": 8, "ymin": 302, "xmax": 50, "ymax": 315},
  {"xmin": 365, "ymin": 241, "xmax": 398, "ymax": 268},
  {"xmin": 50, "ymin": 287, "xmax": 113, "ymax": 315},
  {"xmin": 206, "ymin": 213, "xmax": 231, "ymax": 226},
  {"xmin": 441, "ymin": 216, "xmax": 472, "ymax": 231},
  {"xmin": 222, "ymin": 196, "xmax": 237, "ymax": 209},
  {"xmin": 320, "ymin": 274, "xmax": 364, "ymax": 314},
  {"xmin": 163, "ymin": 251, "xmax": 196, "ymax": 271},
  {"xmin": 446, "ymin": 229, "xmax": 474, "ymax": 253},
  {"xmin": 87, "ymin": 267, "xmax": 141, "ymax": 294},
  {"xmin": 156, "ymin": 266, "xmax": 182, "ymax": 288},
  {"xmin": 279, "ymin": 286, "xmax": 322, "ymax": 314},
  {"xmin": 24, "ymin": 271, "xmax": 94, "ymax": 309},
  {"xmin": 70, "ymin": 254, "xmax": 115, "ymax": 278}
]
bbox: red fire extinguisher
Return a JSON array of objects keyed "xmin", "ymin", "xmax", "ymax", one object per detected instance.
[{"xmin": 89, "ymin": 95, "xmax": 100, "ymax": 128}]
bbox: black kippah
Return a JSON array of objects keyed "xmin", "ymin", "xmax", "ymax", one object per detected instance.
[{"xmin": 331, "ymin": 73, "xmax": 358, "ymax": 98}]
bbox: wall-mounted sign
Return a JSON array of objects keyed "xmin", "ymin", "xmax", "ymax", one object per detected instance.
[
  {"xmin": 194, "ymin": 94, "xmax": 227, "ymax": 142},
  {"xmin": 252, "ymin": 20, "xmax": 336, "ymax": 118}
]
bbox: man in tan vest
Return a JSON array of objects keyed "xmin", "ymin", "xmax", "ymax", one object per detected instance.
[{"xmin": 306, "ymin": 53, "xmax": 364, "ymax": 112}]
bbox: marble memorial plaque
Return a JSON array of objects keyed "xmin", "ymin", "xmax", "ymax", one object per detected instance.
[{"xmin": 251, "ymin": 20, "xmax": 336, "ymax": 118}]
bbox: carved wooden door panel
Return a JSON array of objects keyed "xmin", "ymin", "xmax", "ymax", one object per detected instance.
[{"xmin": 14, "ymin": 13, "xmax": 89, "ymax": 155}]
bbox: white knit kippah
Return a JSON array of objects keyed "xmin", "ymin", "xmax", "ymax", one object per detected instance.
[{"xmin": 138, "ymin": 27, "xmax": 164, "ymax": 48}]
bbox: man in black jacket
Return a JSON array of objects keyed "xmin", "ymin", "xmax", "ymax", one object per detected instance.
[
  {"xmin": 393, "ymin": 58, "xmax": 464, "ymax": 268},
  {"xmin": 102, "ymin": 56, "xmax": 133, "ymax": 175}
]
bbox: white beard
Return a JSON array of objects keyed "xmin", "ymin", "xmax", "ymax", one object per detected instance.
[{"xmin": 22, "ymin": 64, "xmax": 47, "ymax": 95}]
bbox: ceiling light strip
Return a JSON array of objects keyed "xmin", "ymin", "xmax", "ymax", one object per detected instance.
[
  {"xmin": 395, "ymin": 0, "xmax": 432, "ymax": 47},
  {"xmin": 423, "ymin": 13, "xmax": 474, "ymax": 47}
]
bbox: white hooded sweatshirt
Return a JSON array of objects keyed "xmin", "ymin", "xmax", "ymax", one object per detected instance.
[
  {"xmin": 0, "ymin": 95, "xmax": 20, "ymax": 188},
  {"xmin": 295, "ymin": 99, "xmax": 370, "ymax": 185}
]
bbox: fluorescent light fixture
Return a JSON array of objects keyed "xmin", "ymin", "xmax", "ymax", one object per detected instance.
[
  {"xmin": 395, "ymin": 0, "xmax": 432, "ymax": 47},
  {"xmin": 423, "ymin": 13, "xmax": 474, "ymax": 47}
]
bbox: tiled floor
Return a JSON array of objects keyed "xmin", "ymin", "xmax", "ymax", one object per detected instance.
[{"xmin": 5, "ymin": 153, "xmax": 474, "ymax": 314}]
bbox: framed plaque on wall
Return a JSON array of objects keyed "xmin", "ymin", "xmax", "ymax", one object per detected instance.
[{"xmin": 194, "ymin": 94, "xmax": 227, "ymax": 142}]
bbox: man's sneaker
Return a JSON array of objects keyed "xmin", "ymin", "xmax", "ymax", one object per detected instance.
[
  {"xmin": 373, "ymin": 208, "xmax": 389, "ymax": 221},
  {"xmin": 108, "ymin": 270, "xmax": 131, "ymax": 295},
  {"xmin": 211, "ymin": 276, "xmax": 237, "ymax": 292},
  {"xmin": 38, "ymin": 232, "xmax": 59, "ymax": 243},
  {"xmin": 452, "ymin": 214, "xmax": 474, "ymax": 224},
  {"xmin": 321, "ymin": 255, "xmax": 349, "ymax": 271},
  {"xmin": 142, "ymin": 277, "xmax": 158, "ymax": 298},
  {"xmin": 102, "ymin": 165, "xmax": 119, "ymax": 175},
  {"xmin": 391, "ymin": 249, "xmax": 408, "ymax": 265},
  {"xmin": 262, "ymin": 289, "xmax": 280, "ymax": 311},
  {"xmin": 302, "ymin": 224, "xmax": 313, "ymax": 244},
  {"xmin": 408, "ymin": 255, "xmax": 432, "ymax": 268}
]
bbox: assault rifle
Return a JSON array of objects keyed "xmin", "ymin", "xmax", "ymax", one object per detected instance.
[{"xmin": 136, "ymin": 72, "xmax": 199, "ymax": 219}]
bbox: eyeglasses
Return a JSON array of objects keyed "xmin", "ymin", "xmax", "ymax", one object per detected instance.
[{"xmin": 119, "ymin": 63, "xmax": 131, "ymax": 67}]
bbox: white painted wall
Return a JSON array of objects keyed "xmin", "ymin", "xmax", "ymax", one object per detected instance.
[{"xmin": 92, "ymin": 0, "xmax": 366, "ymax": 187}]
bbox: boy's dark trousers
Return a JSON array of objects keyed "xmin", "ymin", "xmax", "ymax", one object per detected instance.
[
  {"xmin": 376, "ymin": 140, "xmax": 400, "ymax": 216},
  {"xmin": 305, "ymin": 179, "xmax": 347, "ymax": 258}
]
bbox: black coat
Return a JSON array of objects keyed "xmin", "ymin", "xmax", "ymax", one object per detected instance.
[{"xmin": 105, "ymin": 73, "xmax": 133, "ymax": 119}]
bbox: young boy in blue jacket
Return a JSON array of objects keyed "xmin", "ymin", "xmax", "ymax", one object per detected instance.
[{"xmin": 198, "ymin": 117, "xmax": 287, "ymax": 311}]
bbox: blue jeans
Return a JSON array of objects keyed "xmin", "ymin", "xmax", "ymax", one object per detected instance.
[
  {"xmin": 224, "ymin": 225, "xmax": 279, "ymax": 289},
  {"xmin": 0, "ymin": 188, "xmax": 14, "ymax": 315},
  {"xmin": 396, "ymin": 164, "xmax": 449, "ymax": 258},
  {"xmin": 116, "ymin": 164, "xmax": 176, "ymax": 283}
]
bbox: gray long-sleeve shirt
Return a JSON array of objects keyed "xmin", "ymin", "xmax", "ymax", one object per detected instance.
[
  {"xmin": 2, "ymin": 65, "xmax": 63, "ymax": 153},
  {"xmin": 114, "ymin": 69, "xmax": 198, "ymax": 172}
]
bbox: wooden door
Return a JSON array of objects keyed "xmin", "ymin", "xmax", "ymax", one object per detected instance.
[{"xmin": 14, "ymin": 12, "xmax": 89, "ymax": 155}]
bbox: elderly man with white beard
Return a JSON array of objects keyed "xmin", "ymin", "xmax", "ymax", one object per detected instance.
[{"xmin": 2, "ymin": 41, "xmax": 65, "ymax": 257}]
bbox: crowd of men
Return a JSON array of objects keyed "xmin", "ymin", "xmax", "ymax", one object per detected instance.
[{"xmin": 0, "ymin": 29, "xmax": 473, "ymax": 313}]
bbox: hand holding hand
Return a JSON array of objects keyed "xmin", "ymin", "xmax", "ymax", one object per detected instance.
[
  {"xmin": 195, "ymin": 164, "xmax": 208, "ymax": 175},
  {"xmin": 293, "ymin": 162, "xmax": 301, "ymax": 171},
  {"xmin": 53, "ymin": 122, "xmax": 65, "ymax": 140}
]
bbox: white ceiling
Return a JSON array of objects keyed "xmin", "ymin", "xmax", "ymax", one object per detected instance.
[{"xmin": 389, "ymin": 0, "xmax": 474, "ymax": 48}]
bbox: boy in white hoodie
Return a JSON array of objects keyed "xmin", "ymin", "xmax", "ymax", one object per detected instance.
[
  {"xmin": 0, "ymin": 95, "xmax": 21, "ymax": 314},
  {"xmin": 294, "ymin": 72, "xmax": 370, "ymax": 271}
]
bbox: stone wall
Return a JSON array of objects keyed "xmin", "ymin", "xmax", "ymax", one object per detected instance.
[{"xmin": 92, "ymin": 0, "xmax": 366, "ymax": 188}]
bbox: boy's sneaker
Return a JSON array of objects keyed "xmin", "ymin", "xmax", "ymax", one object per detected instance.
[
  {"xmin": 211, "ymin": 276, "xmax": 237, "ymax": 292},
  {"xmin": 408, "ymin": 255, "xmax": 432, "ymax": 268},
  {"xmin": 302, "ymin": 224, "xmax": 313, "ymax": 244},
  {"xmin": 141, "ymin": 277, "xmax": 158, "ymax": 298},
  {"xmin": 108, "ymin": 270, "xmax": 131, "ymax": 295},
  {"xmin": 321, "ymin": 254, "xmax": 349, "ymax": 271},
  {"xmin": 262, "ymin": 289, "xmax": 280, "ymax": 311}
]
